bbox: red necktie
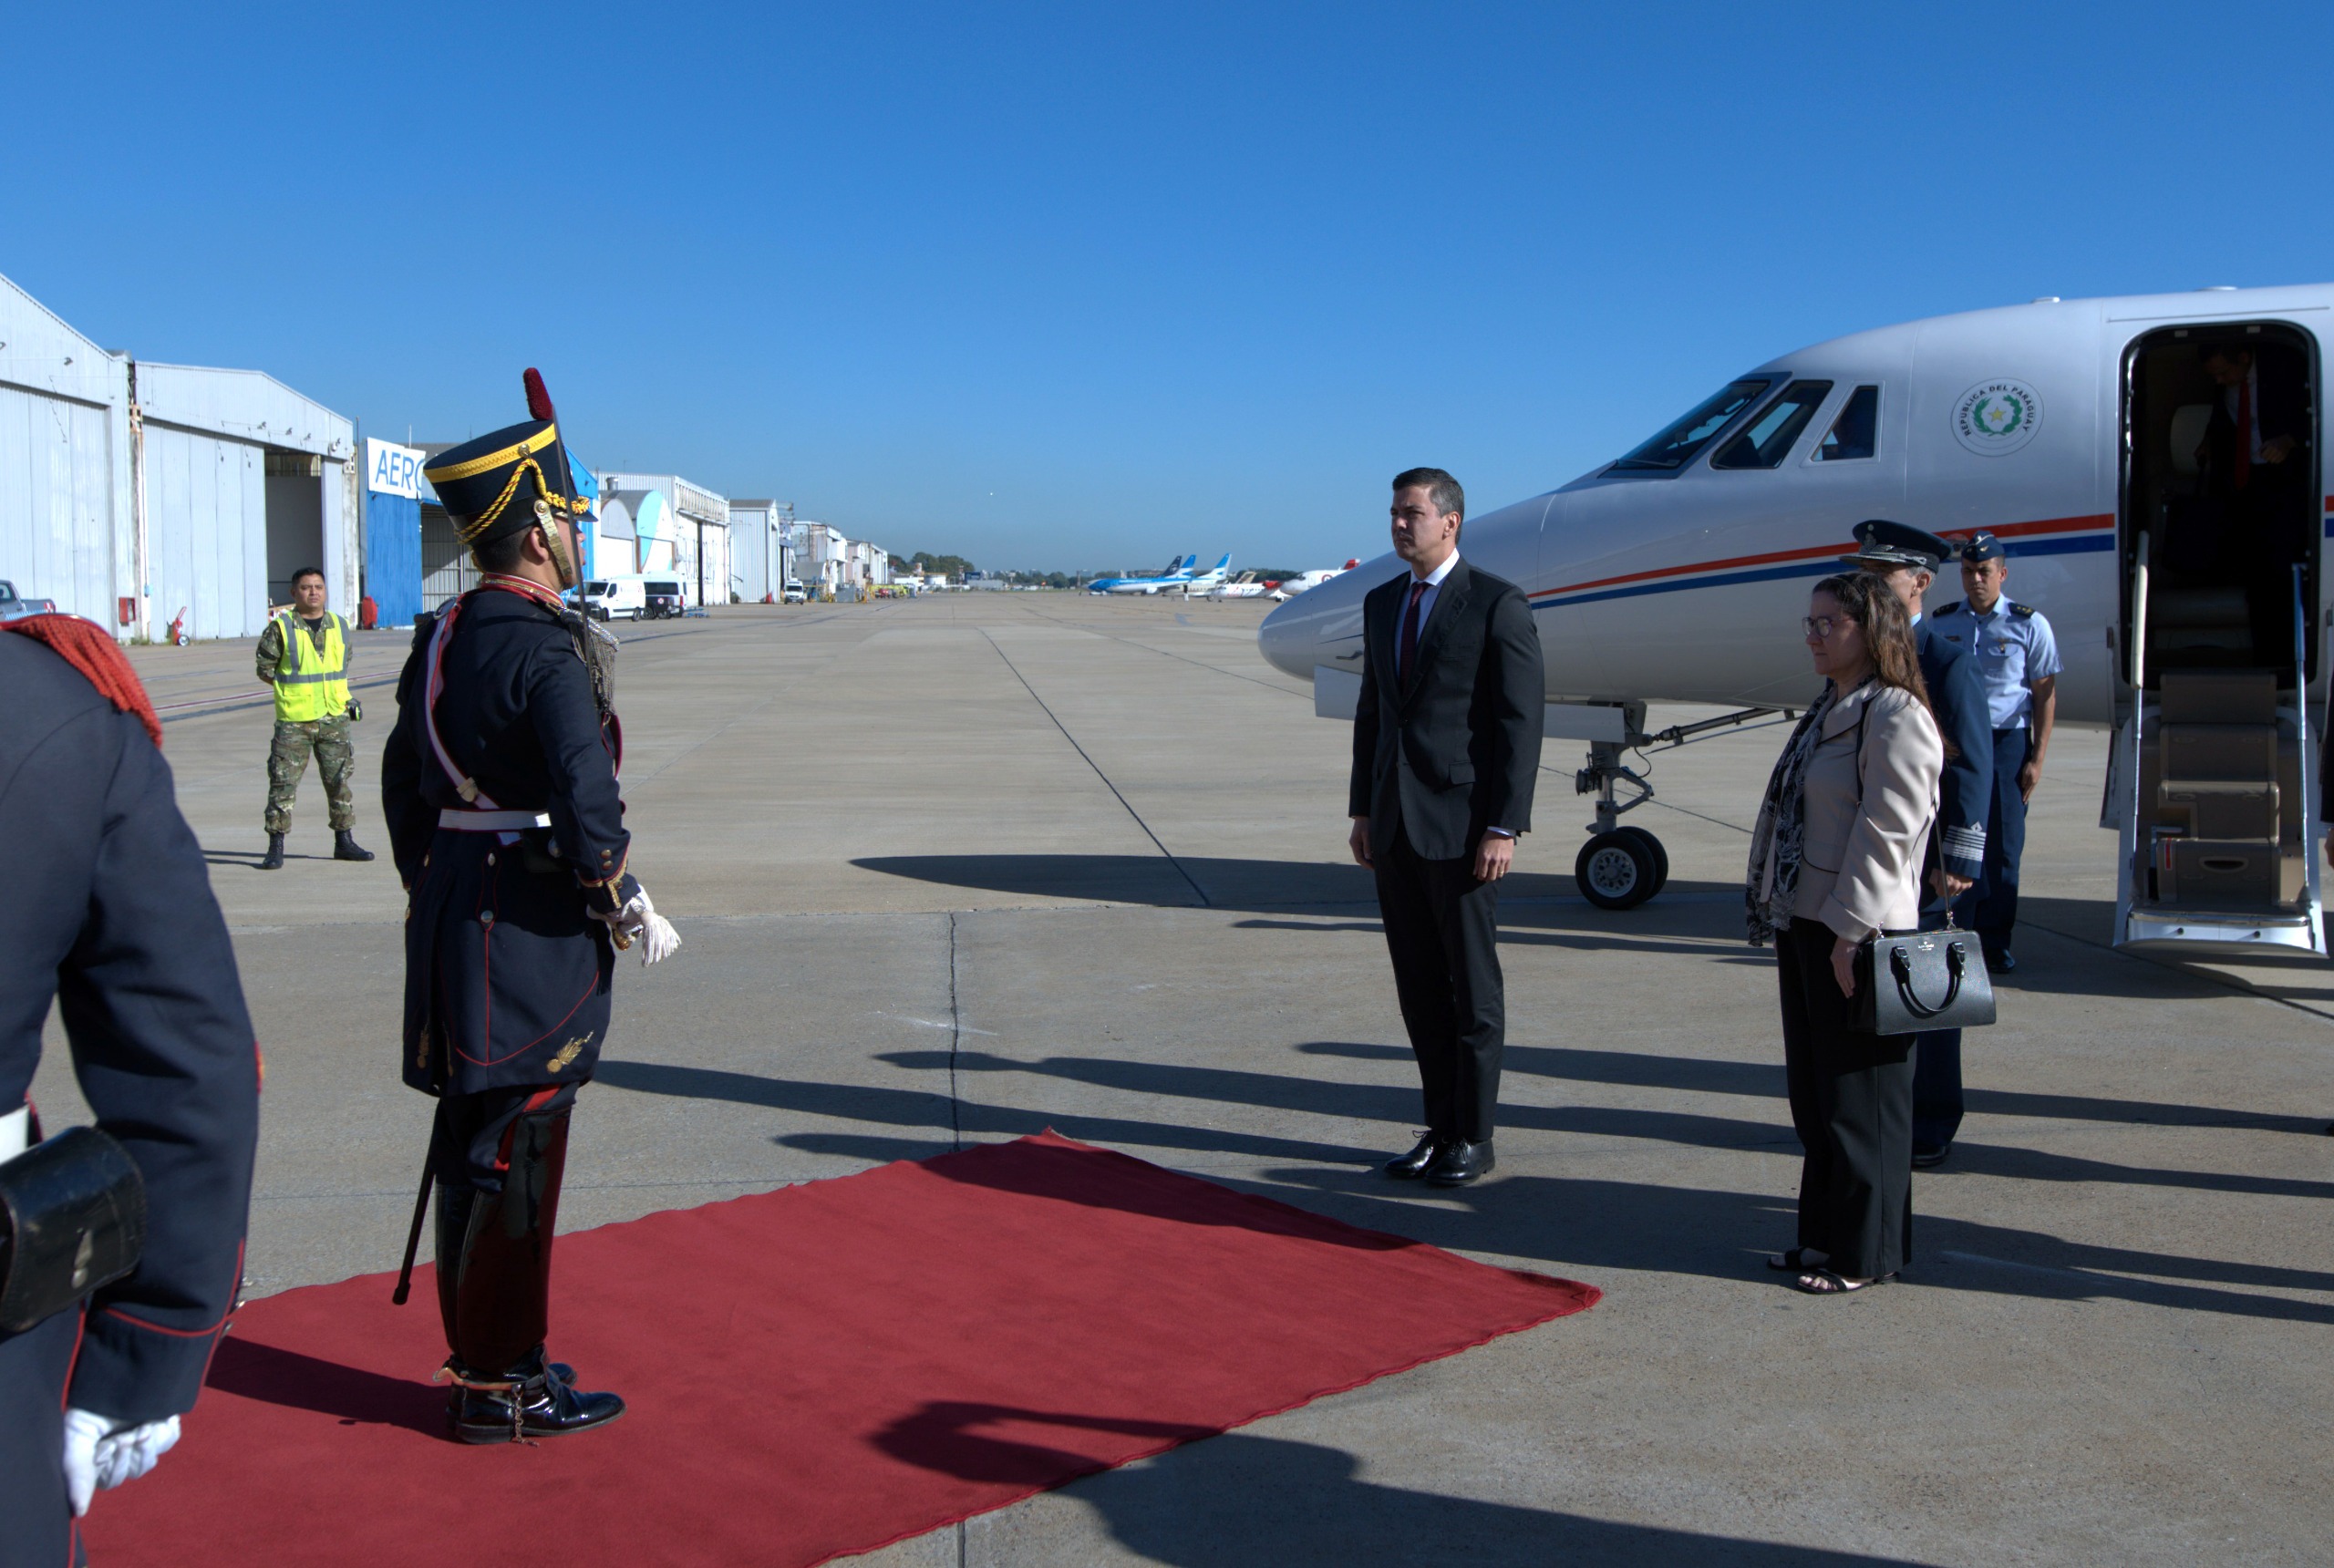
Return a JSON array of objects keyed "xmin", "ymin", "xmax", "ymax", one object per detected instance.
[
  {"xmin": 1399, "ymin": 580, "xmax": 1428, "ymax": 680},
  {"xmin": 2236, "ymin": 375, "xmax": 2253, "ymax": 490}
]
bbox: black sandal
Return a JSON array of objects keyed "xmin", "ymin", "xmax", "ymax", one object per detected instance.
[{"xmin": 1792, "ymin": 1268, "xmax": 1888, "ymax": 1295}]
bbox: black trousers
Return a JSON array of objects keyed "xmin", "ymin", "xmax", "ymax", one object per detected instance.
[
  {"xmin": 1373, "ymin": 819, "xmax": 1504, "ymax": 1143},
  {"xmin": 1777, "ymin": 919, "xmax": 1914, "ymax": 1279},
  {"xmin": 0, "ymin": 1309, "xmax": 86, "ymax": 1567}
]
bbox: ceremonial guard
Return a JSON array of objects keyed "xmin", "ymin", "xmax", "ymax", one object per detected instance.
[
  {"xmin": 1, "ymin": 614, "xmax": 260, "ymax": 1564},
  {"xmin": 383, "ymin": 370, "xmax": 679, "ymax": 1444}
]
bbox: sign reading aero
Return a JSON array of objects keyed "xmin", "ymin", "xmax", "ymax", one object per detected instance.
[{"xmin": 1262, "ymin": 284, "xmax": 2329, "ymax": 955}]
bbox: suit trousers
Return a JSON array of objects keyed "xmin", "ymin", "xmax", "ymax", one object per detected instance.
[
  {"xmin": 0, "ymin": 1308, "xmax": 88, "ymax": 1567},
  {"xmin": 1373, "ymin": 819, "xmax": 1504, "ymax": 1143},
  {"xmin": 1777, "ymin": 918, "xmax": 1914, "ymax": 1280}
]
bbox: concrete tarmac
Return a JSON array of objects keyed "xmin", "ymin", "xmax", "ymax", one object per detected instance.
[{"xmin": 36, "ymin": 596, "xmax": 2334, "ymax": 1565}]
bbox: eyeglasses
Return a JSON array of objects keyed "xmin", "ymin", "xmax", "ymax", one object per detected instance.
[{"xmin": 1802, "ymin": 615, "xmax": 1846, "ymax": 639}]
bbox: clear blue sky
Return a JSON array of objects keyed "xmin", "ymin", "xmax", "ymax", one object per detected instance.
[{"xmin": 7, "ymin": 3, "xmax": 2332, "ymax": 572}]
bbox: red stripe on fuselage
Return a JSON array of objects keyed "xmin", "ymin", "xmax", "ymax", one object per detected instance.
[{"xmin": 1528, "ymin": 512, "xmax": 2114, "ymax": 602}]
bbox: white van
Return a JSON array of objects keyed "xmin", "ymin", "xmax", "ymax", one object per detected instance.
[
  {"xmin": 582, "ymin": 578, "xmax": 645, "ymax": 621},
  {"xmin": 581, "ymin": 576, "xmax": 687, "ymax": 621},
  {"xmin": 781, "ymin": 578, "xmax": 808, "ymax": 604}
]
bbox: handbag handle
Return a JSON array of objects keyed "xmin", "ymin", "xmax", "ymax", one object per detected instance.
[{"xmin": 1888, "ymin": 939, "xmax": 1968, "ymax": 1020}]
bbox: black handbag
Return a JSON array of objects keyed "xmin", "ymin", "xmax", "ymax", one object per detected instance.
[
  {"xmin": 1850, "ymin": 923, "xmax": 1996, "ymax": 1036},
  {"xmin": 0, "ymin": 1126, "xmax": 147, "ymax": 1334}
]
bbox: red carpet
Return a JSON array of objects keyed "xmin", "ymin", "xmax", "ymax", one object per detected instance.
[{"xmin": 87, "ymin": 1132, "xmax": 1597, "ymax": 1566}]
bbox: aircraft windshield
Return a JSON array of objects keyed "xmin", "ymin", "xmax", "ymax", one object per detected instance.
[
  {"xmin": 1712, "ymin": 380, "xmax": 1833, "ymax": 469},
  {"xmin": 1613, "ymin": 378, "xmax": 1772, "ymax": 470}
]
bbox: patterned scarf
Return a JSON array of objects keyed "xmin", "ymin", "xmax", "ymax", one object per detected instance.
[{"xmin": 1744, "ymin": 686, "xmax": 1840, "ymax": 946}]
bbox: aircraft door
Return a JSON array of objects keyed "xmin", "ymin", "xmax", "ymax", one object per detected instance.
[{"xmin": 2112, "ymin": 321, "xmax": 2322, "ymax": 953}]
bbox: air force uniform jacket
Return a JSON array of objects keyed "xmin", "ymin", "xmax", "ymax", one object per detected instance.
[{"xmin": 1914, "ymin": 617, "xmax": 1992, "ymax": 884}]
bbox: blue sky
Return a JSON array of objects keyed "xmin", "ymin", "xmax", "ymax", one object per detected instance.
[{"xmin": 6, "ymin": 3, "xmax": 2333, "ymax": 571}]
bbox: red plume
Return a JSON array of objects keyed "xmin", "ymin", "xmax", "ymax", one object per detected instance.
[{"xmin": 523, "ymin": 367, "xmax": 556, "ymax": 422}]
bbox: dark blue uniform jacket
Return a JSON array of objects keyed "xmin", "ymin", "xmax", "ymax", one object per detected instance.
[
  {"xmin": 1916, "ymin": 618, "xmax": 1993, "ymax": 885},
  {"xmin": 2, "ymin": 633, "xmax": 260, "ymax": 1420},
  {"xmin": 383, "ymin": 588, "xmax": 637, "ymax": 1099}
]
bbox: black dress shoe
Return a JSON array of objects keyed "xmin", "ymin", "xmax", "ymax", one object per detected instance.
[
  {"xmin": 1384, "ymin": 1134, "xmax": 1442, "ymax": 1179},
  {"xmin": 1424, "ymin": 1139, "xmax": 1494, "ymax": 1186},
  {"xmin": 1911, "ymin": 1144, "xmax": 1951, "ymax": 1170},
  {"xmin": 1984, "ymin": 945, "xmax": 2014, "ymax": 974},
  {"xmin": 260, "ymin": 832, "xmax": 285, "ymax": 870},
  {"xmin": 334, "ymin": 830, "xmax": 376, "ymax": 861},
  {"xmin": 447, "ymin": 1348, "xmax": 625, "ymax": 1444}
]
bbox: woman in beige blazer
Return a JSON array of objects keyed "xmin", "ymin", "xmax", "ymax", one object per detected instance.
[{"xmin": 1746, "ymin": 572, "xmax": 1943, "ymax": 1295}]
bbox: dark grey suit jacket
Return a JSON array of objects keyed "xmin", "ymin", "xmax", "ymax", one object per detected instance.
[{"xmin": 1348, "ymin": 557, "xmax": 1544, "ymax": 861}]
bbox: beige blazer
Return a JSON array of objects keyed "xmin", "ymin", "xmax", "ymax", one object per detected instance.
[{"xmin": 1791, "ymin": 681, "xmax": 1944, "ymax": 941}]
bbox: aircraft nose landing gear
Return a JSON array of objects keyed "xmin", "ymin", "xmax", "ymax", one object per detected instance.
[{"xmin": 1565, "ymin": 701, "xmax": 1781, "ymax": 910}]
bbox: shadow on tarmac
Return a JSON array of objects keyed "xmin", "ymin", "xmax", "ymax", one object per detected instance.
[
  {"xmin": 857, "ymin": 855, "xmax": 2235, "ymax": 996},
  {"xmin": 595, "ymin": 1055, "xmax": 2334, "ymax": 1325},
  {"xmin": 875, "ymin": 1402, "xmax": 1935, "ymax": 1567}
]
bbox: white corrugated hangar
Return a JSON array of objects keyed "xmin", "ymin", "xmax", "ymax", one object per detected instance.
[
  {"xmin": 0, "ymin": 268, "xmax": 356, "ymax": 641},
  {"xmin": 728, "ymin": 499, "xmax": 793, "ymax": 602},
  {"xmin": 600, "ymin": 471, "xmax": 730, "ymax": 606}
]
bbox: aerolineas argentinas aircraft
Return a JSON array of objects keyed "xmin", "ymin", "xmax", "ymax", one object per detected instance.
[{"xmin": 1260, "ymin": 283, "xmax": 2329, "ymax": 958}]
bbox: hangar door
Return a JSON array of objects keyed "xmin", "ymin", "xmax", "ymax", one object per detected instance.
[
  {"xmin": 0, "ymin": 383, "xmax": 114, "ymax": 624},
  {"xmin": 145, "ymin": 424, "xmax": 266, "ymax": 640}
]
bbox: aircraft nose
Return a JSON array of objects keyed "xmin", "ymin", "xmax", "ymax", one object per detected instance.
[{"xmin": 1258, "ymin": 596, "xmax": 1312, "ymax": 678}]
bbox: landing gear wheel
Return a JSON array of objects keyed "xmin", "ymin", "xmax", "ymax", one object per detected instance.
[
  {"xmin": 1575, "ymin": 831, "xmax": 1658, "ymax": 910},
  {"xmin": 1614, "ymin": 826, "xmax": 1669, "ymax": 896}
]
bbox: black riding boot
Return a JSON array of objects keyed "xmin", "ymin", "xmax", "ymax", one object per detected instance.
[
  {"xmin": 260, "ymin": 832, "xmax": 285, "ymax": 870},
  {"xmin": 433, "ymin": 1105, "xmax": 622, "ymax": 1442},
  {"xmin": 334, "ymin": 829, "xmax": 375, "ymax": 861}
]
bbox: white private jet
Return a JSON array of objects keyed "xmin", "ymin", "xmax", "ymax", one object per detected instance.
[
  {"xmin": 1268, "ymin": 561, "xmax": 1360, "ymax": 601},
  {"xmin": 1261, "ymin": 284, "xmax": 2329, "ymax": 957},
  {"xmin": 1209, "ymin": 571, "xmax": 1272, "ymax": 600}
]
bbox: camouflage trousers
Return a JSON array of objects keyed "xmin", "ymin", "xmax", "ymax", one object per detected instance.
[{"xmin": 265, "ymin": 715, "xmax": 356, "ymax": 834}]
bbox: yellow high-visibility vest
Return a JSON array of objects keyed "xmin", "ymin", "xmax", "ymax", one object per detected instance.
[{"xmin": 273, "ymin": 612, "xmax": 350, "ymax": 722}]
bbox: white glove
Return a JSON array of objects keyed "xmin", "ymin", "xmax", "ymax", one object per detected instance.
[
  {"xmin": 635, "ymin": 910, "xmax": 682, "ymax": 965},
  {"xmin": 599, "ymin": 888, "xmax": 681, "ymax": 965},
  {"xmin": 62, "ymin": 1408, "xmax": 180, "ymax": 1516}
]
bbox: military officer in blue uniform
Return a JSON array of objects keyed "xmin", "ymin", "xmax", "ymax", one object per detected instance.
[
  {"xmin": 1843, "ymin": 521, "xmax": 1993, "ymax": 1169},
  {"xmin": 384, "ymin": 370, "xmax": 679, "ymax": 1444},
  {"xmin": 2, "ymin": 616, "xmax": 260, "ymax": 1566},
  {"xmin": 1930, "ymin": 532, "xmax": 2060, "ymax": 975}
]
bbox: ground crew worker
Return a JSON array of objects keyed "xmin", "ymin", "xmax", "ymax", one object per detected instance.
[
  {"xmin": 1, "ymin": 613, "xmax": 260, "ymax": 1566},
  {"xmin": 1930, "ymin": 532, "xmax": 2060, "ymax": 975},
  {"xmin": 257, "ymin": 565, "xmax": 373, "ymax": 869},
  {"xmin": 385, "ymin": 368, "xmax": 679, "ymax": 1443}
]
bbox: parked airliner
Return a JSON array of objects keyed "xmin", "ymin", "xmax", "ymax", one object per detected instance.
[
  {"xmin": 1260, "ymin": 284, "xmax": 2329, "ymax": 957},
  {"xmin": 1090, "ymin": 555, "xmax": 1194, "ymax": 595}
]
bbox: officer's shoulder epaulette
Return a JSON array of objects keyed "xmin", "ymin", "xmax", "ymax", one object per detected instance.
[
  {"xmin": 2009, "ymin": 602, "xmax": 2035, "ymax": 618},
  {"xmin": 1936, "ymin": 600, "xmax": 1964, "ymax": 616}
]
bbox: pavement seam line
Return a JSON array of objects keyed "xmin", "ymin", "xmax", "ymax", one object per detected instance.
[
  {"xmin": 976, "ymin": 627, "xmax": 1211, "ymax": 907},
  {"xmin": 947, "ymin": 911, "xmax": 965, "ymax": 1152},
  {"xmin": 1020, "ymin": 604, "xmax": 1313, "ymax": 698}
]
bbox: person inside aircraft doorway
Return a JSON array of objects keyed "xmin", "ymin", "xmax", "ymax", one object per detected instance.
[
  {"xmin": 2196, "ymin": 339, "xmax": 2312, "ymax": 679},
  {"xmin": 256, "ymin": 567, "xmax": 373, "ymax": 870}
]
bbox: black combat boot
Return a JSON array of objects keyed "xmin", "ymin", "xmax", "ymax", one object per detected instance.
[
  {"xmin": 260, "ymin": 832, "xmax": 285, "ymax": 870},
  {"xmin": 334, "ymin": 830, "xmax": 375, "ymax": 861},
  {"xmin": 445, "ymin": 1347, "xmax": 625, "ymax": 1444}
]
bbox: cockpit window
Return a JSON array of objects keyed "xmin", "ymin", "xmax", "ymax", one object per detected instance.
[
  {"xmin": 1712, "ymin": 380, "xmax": 1834, "ymax": 469},
  {"xmin": 1612, "ymin": 378, "xmax": 1773, "ymax": 470},
  {"xmin": 1814, "ymin": 385, "xmax": 1881, "ymax": 461}
]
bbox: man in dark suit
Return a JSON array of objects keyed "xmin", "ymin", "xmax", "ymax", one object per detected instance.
[
  {"xmin": 1, "ymin": 616, "xmax": 260, "ymax": 1566},
  {"xmin": 1843, "ymin": 521, "xmax": 1993, "ymax": 1170},
  {"xmin": 1348, "ymin": 468, "xmax": 1544, "ymax": 1187},
  {"xmin": 2196, "ymin": 340, "xmax": 2312, "ymax": 677}
]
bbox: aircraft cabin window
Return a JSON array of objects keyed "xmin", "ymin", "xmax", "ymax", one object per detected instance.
[
  {"xmin": 1814, "ymin": 385, "xmax": 1881, "ymax": 461},
  {"xmin": 1613, "ymin": 378, "xmax": 1774, "ymax": 470},
  {"xmin": 1710, "ymin": 380, "xmax": 1833, "ymax": 469}
]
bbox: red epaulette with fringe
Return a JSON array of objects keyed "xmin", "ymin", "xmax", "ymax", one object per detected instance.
[{"xmin": 3, "ymin": 614, "xmax": 164, "ymax": 748}]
